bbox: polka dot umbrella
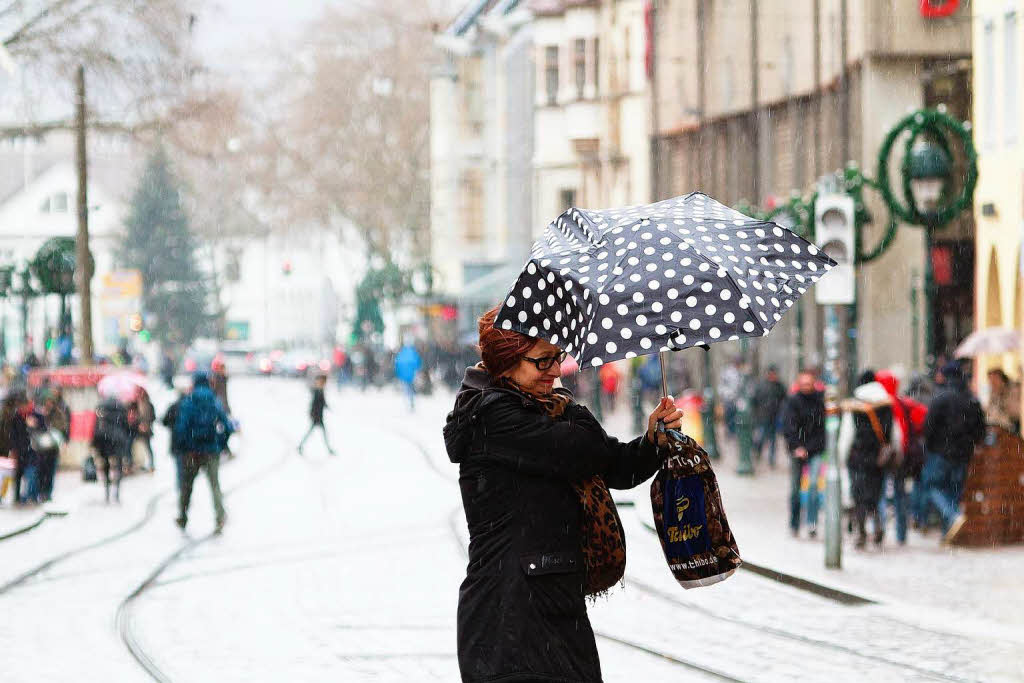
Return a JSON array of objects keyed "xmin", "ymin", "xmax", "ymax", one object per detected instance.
[{"xmin": 494, "ymin": 192, "xmax": 836, "ymax": 377}]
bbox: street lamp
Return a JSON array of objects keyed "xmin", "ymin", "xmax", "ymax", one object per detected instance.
[{"xmin": 907, "ymin": 140, "xmax": 953, "ymax": 216}]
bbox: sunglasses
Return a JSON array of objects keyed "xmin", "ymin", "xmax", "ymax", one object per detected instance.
[{"xmin": 521, "ymin": 351, "xmax": 568, "ymax": 372}]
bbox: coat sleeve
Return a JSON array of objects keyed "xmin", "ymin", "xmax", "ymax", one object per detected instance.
[
  {"xmin": 570, "ymin": 404, "xmax": 664, "ymax": 489},
  {"xmin": 476, "ymin": 399, "xmax": 661, "ymax": 486}
]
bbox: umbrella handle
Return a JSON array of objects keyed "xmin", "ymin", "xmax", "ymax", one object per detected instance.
[{"xmin": 657, "ymin": 350, "xmax": 671, "ymax": 435}]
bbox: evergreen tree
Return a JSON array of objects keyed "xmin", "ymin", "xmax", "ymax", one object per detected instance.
[{"xmin": 120, "ymin": 147, "xmax": 211, "ymax": 347}]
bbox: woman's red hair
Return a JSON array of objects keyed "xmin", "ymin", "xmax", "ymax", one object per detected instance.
[{"xmin": 478, "ymin": 305, "xmax": 536, "ymax": 377}]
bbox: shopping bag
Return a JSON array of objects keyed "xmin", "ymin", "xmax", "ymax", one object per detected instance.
[{"xmin": 651, "ymin": 430, "xmax": 742, "ymax": 589}]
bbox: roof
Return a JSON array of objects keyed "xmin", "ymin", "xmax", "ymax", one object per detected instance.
[{"xmin": 447, "ymin": 0, "xmax": 524, "ymax": 36}]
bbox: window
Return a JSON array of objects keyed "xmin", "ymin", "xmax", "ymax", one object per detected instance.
[
  {"xmin": 545, "ymin": 46, "xmax": 559, "ymax": 105},
  {"xmin": 593, "ymin": 38, "xmax": 600, "ymax": 95},
  {"xmin": 40, "ymin": 191, "xmax": 69, "ymax": 213},
  {"xmin": 1006, "ymin": 12, "xmax": 1018, "ymax": 144},
  {"xmin": 984, "ymin": 20, "xmax": 997, "ymax": 148},
  {"xmin": 225, "ymin": 248, "xmax": 242, "ymax": 283},
  {"xmin": 559, "ymin": 188, "xmax": 577, "ymax": 210},
  {"xmin": 574, "ymin": 38, "xmax": 587, "ymax": 99}
]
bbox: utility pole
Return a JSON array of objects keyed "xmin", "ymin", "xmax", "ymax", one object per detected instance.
[{"xmin": 75, "ymin": 65, "xmax": 94, "ymax": 365}]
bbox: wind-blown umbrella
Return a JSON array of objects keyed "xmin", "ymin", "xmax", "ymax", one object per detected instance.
[
  {"xmin": 495, "ymin": 192, "xmax": 836, "ymax": 367},
  {"xmin": 954, "ymin": 327, "xmax": 1021, "ymax": 358}
]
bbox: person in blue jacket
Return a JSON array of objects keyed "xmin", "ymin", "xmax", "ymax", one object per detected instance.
[
  {"xmin": 394, "ymin": 342, "xmax": 422, "ymax": 411},
  {"xmin": 174, "ymin": 372, "xmax": 233, "ymax": 533}
]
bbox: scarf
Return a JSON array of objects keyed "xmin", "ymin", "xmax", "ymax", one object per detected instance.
[{"xmin": 499, "ymin": 377, "xmax": 627, "ymax": 596}]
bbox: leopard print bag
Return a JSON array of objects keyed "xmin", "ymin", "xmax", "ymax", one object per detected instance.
[{"xmin": 573, "ymin": 475, "xmax": 627, "ymax": 596}]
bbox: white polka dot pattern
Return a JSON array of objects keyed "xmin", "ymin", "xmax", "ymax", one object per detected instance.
[{"xmin": 494, "ymin": 192, "xmax": 836, "ymax": 366}]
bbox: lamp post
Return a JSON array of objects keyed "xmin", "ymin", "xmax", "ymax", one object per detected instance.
[{"xmin": 906, "ymin": 140, "xmax": 953, "ymax": 368}]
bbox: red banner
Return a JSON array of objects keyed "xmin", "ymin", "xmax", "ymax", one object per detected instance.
[{"xmin": 919, "ymin": 0, "xmax": 959, "ymax": 19}]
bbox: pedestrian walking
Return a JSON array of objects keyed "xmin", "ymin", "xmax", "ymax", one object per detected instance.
[
  {"xmin": 444, "ymin": 306, "xmax": 679, "ymax": 682},
  {"xmin": 173, "ymin": 372, "xmax": 232, "ymax": 532},
  {"xmin": 718, "ymin": 358, "xmax": 743, "ymax": 437},
  {"xmin": 32, "ymin": 392, "xmax": 65, "ymax": 503},
  {"xmin": 394, "ymin": 342, "xmax": 422, "ymax": 411},
  {"xmin": 920, "ymin": 362, "xmax": 985, "ymax": 543},
  {"xmin": 92, "ymin": 396, "xmax": 132, "ymax": 504},
  {"xmin": 298, "ymin": 373, "xmax": 335, "ymax": 456},
  {"xmin": 838, "ymin": 371, "xmax": 897, "ymax": 548},
  {"xmin": 873, "ymin": 370, "xmax": 927, "ymax": 545},
  {"xmin": 162, "ymin": 385, "xmax": 189, "ymax": 492},
  {"xmin": 160, "ymin": 352, "xmax": 175, "ymax": 389},
  {"xmin": 780, "ymin": 370, "xmax": 827, "ymax": 537},
  {"xmin": 751, "ymin": 365, "xmax": 787, "ymax": 468},
  {"xmin": 135, "ymin": 390, "xmax": 156, "ymax": 471}
]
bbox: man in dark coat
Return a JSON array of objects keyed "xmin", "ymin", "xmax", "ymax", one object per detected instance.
[
  {"xmin": 921, "ymin": 362, "xmax": 985, "ymax": 542},
  {"xmin": 752, "ymin": 365, "xmax": 787, "ymax": 468},
  {"xmin": 445, "ymin": 364, "xmax": 669, "ymax": 683},
  {"xmin": 780, "ymin": 370, "xmax": 827, "ymax": 537},
  {"xmin": 174, "ymin": 372, "xmax": 233, "ymax": 532}
]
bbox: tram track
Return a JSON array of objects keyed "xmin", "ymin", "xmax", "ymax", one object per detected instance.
[{"xmin": 116, "ymin": 431, "xmax": 296, "ymax": 683}]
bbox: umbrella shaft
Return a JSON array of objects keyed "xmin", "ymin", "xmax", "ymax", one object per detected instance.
[{"xmin": 659, "ymin": 350, "xmax": 670, "ymax": 398}]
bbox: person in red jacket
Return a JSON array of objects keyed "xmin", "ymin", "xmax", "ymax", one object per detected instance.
[{"xmin": 874, "ymin": 369, "xmax": 927, "ymax": 545}]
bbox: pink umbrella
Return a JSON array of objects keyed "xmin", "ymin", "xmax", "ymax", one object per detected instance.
[
  {"xmin": 96, "ymin": 372, "xmax": 146, "ymax": 402},
  {"xmin": 954, "ymin": 328, "xmax": 1021, "ymax": 358}
]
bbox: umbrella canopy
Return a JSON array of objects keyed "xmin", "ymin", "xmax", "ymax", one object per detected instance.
[
  {"xmin": 495, "ymin": 192, "xmax": 836, "ymax": 367},
  {"xmin": 954, "ymin": 327, "xmax": 1021, "ymax": 358},
  {"xmin": 96, "ymin": 371, "xmax": 146, "ymax": 403}
]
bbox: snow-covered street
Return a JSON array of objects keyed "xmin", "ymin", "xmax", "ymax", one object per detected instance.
[{"xmin": 1, "ymin": 376, "xmax": 1021, "ymax": 682}]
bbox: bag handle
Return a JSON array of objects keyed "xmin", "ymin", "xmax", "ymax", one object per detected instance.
[{"xmin": 863, "ymin": 406, "xmax": 887, "ymax": 445}]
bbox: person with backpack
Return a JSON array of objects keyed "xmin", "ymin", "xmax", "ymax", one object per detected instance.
[
  {"xmin": 173, "ymin": 372, "xmax": 233, "ymax": 532},
  {"xmin": 838, "ymin": 370, "xmax": 898, "ymax": 548},
  {"xmin": 874, "ymin": 370, "xmax": 927, "ymax": 545},
  {"xmin": 92, "ymin": 396, "xmax": 132, "ymax": 504}
]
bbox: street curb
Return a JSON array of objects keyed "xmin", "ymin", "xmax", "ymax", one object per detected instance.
[{"xmin": 0, "ymin": 512, "xmax": 48, "ymax": 542}]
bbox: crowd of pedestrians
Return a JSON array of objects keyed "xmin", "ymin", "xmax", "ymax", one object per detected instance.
[
  {"xmin": 766, "ymin": 361, "xmax": 990, "ymax": 548},
  {"xmin": 0, "ymin": 386, "xmax": 71, "ymax": 506}
]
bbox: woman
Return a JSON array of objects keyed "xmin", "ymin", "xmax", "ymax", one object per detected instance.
[
  {"xmin": 839, "ymin": 370, "xmax": 897, "ymax": 548},
  {"xmin": 444, "ymin": 306, "xmax": 682, "ymax": 682},
  {"xmin": 985, "ymin": 368, "xmax": 1021, "ymax": 435}
]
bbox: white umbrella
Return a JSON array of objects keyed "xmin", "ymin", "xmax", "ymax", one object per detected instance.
[{"xmin": 954, "ymin": 327, "xmax": 1021, "ymax": 358}]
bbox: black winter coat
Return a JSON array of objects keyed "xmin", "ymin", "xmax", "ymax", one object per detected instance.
[
  {"xmin": 780, "ymin": 391, "xmax": 827, "ymax": 456},
  {"xmin": 846, "ymin": 402, "xmax": 892, "ymax": 506},
  {"xmin": 924, "ymin": 380, "xmax": 985, "ymax": 464},
  {"xmin": 444, "ymin": 366, "xmax": 663, "ymax": 683}
]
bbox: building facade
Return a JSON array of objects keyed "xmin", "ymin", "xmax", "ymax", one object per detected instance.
[
  {"xmin": 531, "ymin": 0, "xmax": 651, "ymax": 226},
  {"xmin": 652, "ymin": 0, "xmax": 973, "ymax": 382},
  {"xmin": 430, "ymin": 0, "xmax": 534, "ymax": 330},
  {"xmin": 0, "ymin": 132, "xmax": 138, "ymax": 360},
  {"xmin": 972, "ymin": 0, "xmax": 1023, "ymax": 414}
]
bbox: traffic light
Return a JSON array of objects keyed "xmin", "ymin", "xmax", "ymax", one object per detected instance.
[
  {"xmin": 814, "ymin": 194, "xmax": 856, "ymax": 305},
  {"xmin": 282, "ymin": 259, "xmax": 293, "ymax": 276},
  {"xmin": 128, "ymin": 313, "xmax": 143, "ymax": 332}
]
